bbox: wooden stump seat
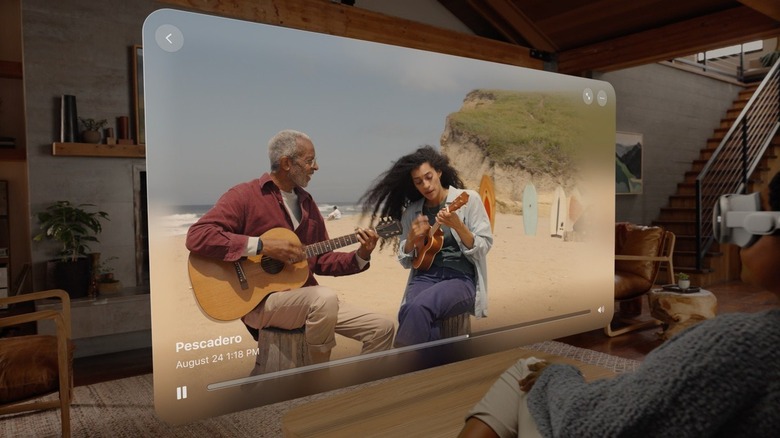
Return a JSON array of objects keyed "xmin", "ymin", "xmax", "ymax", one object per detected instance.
[
  {"xmin": 255, "ymin": 314, "xmax": 470, "ymax": 374},
  {"xmin": 254, "ymin": 327, "xmax": 310, "ymax": 374},
  {"xmin": 438, "ymin": 313, "xmax": 471, "ymax": 338}
]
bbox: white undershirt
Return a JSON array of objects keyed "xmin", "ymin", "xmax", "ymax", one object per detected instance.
[
  {"xmin": 280, "ymin": 189, "xmax": 302, "ymax": 229},
  {"xmin": 244, "ymin": 190, "xmax": 368, "ymax": 267},
  {"xmin": 245, "ymin": 189, "xmax": 300, "ymax": 256}
]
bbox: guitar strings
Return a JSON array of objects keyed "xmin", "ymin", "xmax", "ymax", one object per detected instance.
[{"xmin": 254, "ymin": 218, "xmax": 401, "ymax": 272}]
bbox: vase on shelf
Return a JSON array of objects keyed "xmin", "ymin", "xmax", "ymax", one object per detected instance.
[
  {"xmin": 117, "ymin": 116, "xmax": 130, "ymax": 140},
  {"xmin": 60, "ymin": 95, "xmax": 78, "ymax": 142}
]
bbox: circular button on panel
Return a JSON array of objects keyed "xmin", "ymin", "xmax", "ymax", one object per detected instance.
[
  {"xmin": 582, "ymin": 88, "xmax": 594, "ymax": 105},
  {"xmin": 597, "ymin": 90, "xmax": 608, "ymax": 107},
  {"xmin": 155, "ymin": 25, "xmax": 184, "ymax": 53}
]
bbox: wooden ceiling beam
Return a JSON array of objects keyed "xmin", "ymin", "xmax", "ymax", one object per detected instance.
[
  {"xmin": 158, "ymin": 0, "xmax": 543, "ymax": 70},
  {"xmin": 471, "ymin": 0, "xmax": 558, "ymax": 52},
  {"xmin": 557, "ymin": 6, "xmax": 780, "ymax": 75},
  {"xmin": 738, "ymin": 0, "xmax": 780, "ymax": 22},
  {"xmin": 462, "ymin": 0, "xmax": 526, "ymax": 45}
]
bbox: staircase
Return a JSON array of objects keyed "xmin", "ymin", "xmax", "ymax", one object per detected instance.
[{"xmin": 653, "ymin": 70, "xmax": 780, "ymax": 287}]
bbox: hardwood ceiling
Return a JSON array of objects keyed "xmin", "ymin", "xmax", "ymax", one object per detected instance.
[{"xmin": 437, "ymin": 0, "xmax": 780, "ymax": 75}]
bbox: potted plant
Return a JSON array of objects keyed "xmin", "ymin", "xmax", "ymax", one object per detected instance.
[
  {"xmin": 97, "ymin": 256, "xmax": 122, "ymax": 294},
  {"xmin": 78, "ymin": 117, "xmax": 107, "ymax": 144},
  {"xmin": 33, "ymin": 201, "xmax": 109, "ymax": 298},
  {"xmin": 676, "ymin": 272, "xmax": 690, "ymax": 290}
]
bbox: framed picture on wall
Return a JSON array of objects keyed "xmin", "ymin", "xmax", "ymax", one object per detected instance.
[
  {"xmin": 616, "ymin": 131, "xmax": 643, "ymax": 194},
  {"xmin": 132, "ymin": 45, "xmax": 145, "ymax": 145}
]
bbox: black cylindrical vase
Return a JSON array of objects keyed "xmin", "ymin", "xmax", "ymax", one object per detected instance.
[{"xmin": 60, "ymin": 94, "xmax": 78, "ymax": 142}]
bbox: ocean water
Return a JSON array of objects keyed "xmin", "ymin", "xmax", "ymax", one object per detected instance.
[
  {"xmin": 158, "ymin": 203, "xmax": 361, "ymax": 236},
  {"xmin": 318, "ymin": 203, "xmax": 361, "ymax": 219}
]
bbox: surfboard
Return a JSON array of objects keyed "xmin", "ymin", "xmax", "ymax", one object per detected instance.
[
  {"xmin": 567, "ymin": 187, "xmax": 584, "ymax": 233},
  {"xmin": 522, "ymin": 183, "xmax": 538, "ymax": 236},
  {"xmin": 479, "ymin": 174, "xmax": 496, "ymax": 231},
  {"xmin": 550, "ymin": 185, "xmax": 567, "ymax": 238}
]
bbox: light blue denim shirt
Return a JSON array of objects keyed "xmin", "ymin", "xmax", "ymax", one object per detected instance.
[{"xmin": 397, "ymin": 187, "xmax": 493, "ymax": 318}]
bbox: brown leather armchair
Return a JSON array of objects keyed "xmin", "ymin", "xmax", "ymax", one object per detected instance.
[
  {"xmin": 0, "ymin": 289, "xmax": 74, "ymax": 437},
  {"xmin": 606, "ymin": 223, "xmax": 676, "ymax": 337}
]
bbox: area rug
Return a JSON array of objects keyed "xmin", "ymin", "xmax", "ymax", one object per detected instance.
[{"xmin": 0, "ymin": 341, "xmax": 640, "ymax": 437}]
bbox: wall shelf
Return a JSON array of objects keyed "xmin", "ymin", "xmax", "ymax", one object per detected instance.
[{"xmin": 52, "ymin": 142, "xmax": 145, "ymax": 158}]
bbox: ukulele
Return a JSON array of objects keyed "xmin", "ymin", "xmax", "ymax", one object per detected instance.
[{"xmin": 412, "ymin": 192, "xmax": 470, "ymax": 271}]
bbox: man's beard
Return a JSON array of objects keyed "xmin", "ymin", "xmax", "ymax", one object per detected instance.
[{"xmin": 290, "ymin": 164, "xmax": 310, "ymax": 188}]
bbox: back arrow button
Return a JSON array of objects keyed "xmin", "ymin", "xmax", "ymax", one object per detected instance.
[{"xmin": 154, "ymin": 25, "xmax": 184, "ymax": 53}]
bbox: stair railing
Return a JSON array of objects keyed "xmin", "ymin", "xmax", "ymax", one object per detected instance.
[{"xmin": 694, "ymin": 57, "xmax": 780, "ymax": 270}]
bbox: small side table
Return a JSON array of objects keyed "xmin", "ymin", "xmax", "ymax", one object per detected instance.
[{"xmin": 648, "ymin": 288, "xmax": 718, "ymax": 340}]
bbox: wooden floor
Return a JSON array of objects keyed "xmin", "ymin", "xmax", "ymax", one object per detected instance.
[
  {"xmin": 557, "ymin": 281, "xmax": 779, "ymax": 362},
  {"xmin": 73, "ymin": 280, "xmax": 779, "ymax": 387}
]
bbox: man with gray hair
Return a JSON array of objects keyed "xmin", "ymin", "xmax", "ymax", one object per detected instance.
[{"xmin": 187, "ymin": 129, "xmax": 394, "ymax": 366}]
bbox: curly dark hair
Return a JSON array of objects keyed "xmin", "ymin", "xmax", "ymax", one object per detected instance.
[{"xmin": 359, "ymin": 144, "xmax": 464, "ymax": 226}]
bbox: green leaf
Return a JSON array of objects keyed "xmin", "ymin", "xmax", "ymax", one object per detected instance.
[{"xmin": 32, "ymin": 200, "xmax": 110, "ymax": 262}]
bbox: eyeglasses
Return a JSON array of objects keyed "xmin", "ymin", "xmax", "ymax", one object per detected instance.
[{"xmin": 296, "ymin": 157, "xmax": 317, "ymax": 167}]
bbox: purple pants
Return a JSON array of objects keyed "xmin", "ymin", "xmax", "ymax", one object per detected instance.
[{"xmin": 394, "ymin": 266, "xmax": 476, "ymax": 347}]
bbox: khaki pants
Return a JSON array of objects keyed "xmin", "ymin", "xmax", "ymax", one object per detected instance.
[
  {"xmin": 242, "ymin": 285, "xmax": 394, "ymax": 361},
  {"xmin": 466, "ymin": 357, "xmax": 544, "ymax": 438}
]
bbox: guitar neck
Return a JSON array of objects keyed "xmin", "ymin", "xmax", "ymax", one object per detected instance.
[
  {"xmin": 304, "ymin": 233, "xmax": 361, "ymax": 258},
  {"xmin": 427, "ymin": 203, "xmax": 450, "ymax": 237}
]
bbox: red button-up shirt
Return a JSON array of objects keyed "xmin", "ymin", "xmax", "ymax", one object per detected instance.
[{"xmin": 185, "ymin": 173, "xmax": 365, "ymax": 286}]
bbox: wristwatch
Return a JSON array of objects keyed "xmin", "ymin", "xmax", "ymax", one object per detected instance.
[{"xmin": 256, "ymin": 237, "xmax": 264, "ymax": 255}]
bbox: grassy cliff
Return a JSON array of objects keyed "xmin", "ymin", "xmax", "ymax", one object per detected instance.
[{"xmin": 446, "ymin": 89, "xmax": 579, "ymax": 179}]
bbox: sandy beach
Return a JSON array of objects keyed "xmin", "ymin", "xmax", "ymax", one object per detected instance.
[{"xmin": 319, "ymin": 209, "xmax": 611, "ymax": 359}]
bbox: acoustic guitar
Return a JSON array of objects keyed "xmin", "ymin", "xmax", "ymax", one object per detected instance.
[
  {"xmin": 412, "ymin": 192, "xmax": 470, "ymax": 271},
  {"xmin": 188, "ymin": 218, "xmax": 402, "ymax": 321}
]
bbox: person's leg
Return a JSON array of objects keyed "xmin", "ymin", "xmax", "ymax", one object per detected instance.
[
  {"xmin": 335, "ymin": 300, "xmax": 395, "ymax": 353},
  {"xmin": 395, "ymin": 270, "xmax": 475, "ymax": 347},
  {"xmin": 462, "ymin": 357, "xmax": 544, "ymax": 438},
  {"xmin": 253, "ymin": 285, "xmax": 339, "ymax": 363},
  {"xmin": 396, "ymin": 270, "xmax": 438, "ymax": 345}
]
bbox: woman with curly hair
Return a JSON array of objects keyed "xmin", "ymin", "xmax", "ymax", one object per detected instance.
[{"xmin": 360, "ymin": 145, "xmax": 493, "ymax": 347}]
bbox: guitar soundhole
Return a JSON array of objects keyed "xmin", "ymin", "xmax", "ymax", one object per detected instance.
[{"xmin": 260, "ymin": 256, "xmax": 285, "ymax": 274}]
